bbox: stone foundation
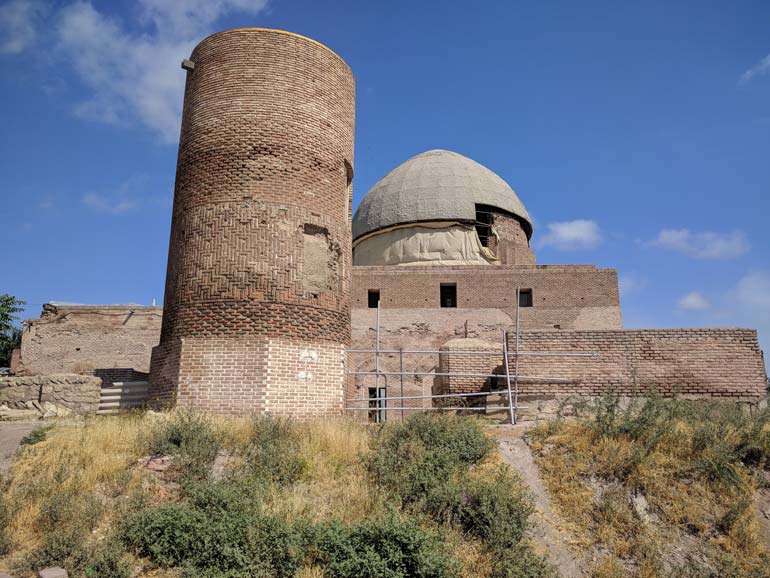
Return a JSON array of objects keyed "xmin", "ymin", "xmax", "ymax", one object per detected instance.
[{"xmin": 0, "ymin": 374, "xmax": 102, "ymax": 415}]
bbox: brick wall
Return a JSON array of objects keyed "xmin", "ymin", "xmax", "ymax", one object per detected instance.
[
  {"xmin": 19, "ymin": 304, "xmax": 162, "ymax": 379},
  {"xmin": 352, "ymin": 265, "xmax": 622, "ymax": 330},
  {"xmin": 487, "ymin": 213, "xmax": 535, "ymax": 265},
  {"xmin": 149, "ymin": 28, "xmax": 355, "ymax": 416},
  {"xmin": 438, "ymin": 338, "xmax": 501, "ymax": 393},
  {"xmin": 439, "ymin": 329, "xmax": 767, "ymax": 401}
]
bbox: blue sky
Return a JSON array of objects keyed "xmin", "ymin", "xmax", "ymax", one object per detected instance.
[{"xmin": 1, "ymin": 0, "xmax": 769, "ymax": 354}]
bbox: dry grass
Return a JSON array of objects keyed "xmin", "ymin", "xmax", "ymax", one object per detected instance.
[
  {"xmin": 529, "ymin": 398, "xmax": 770, "ymax": 578},
  {"xmin": 4, "ymin": 414, "xmax": 147, "ymax": 554}
]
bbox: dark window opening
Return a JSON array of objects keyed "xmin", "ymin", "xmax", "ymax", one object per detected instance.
[
  {"xmin": 475, "ymin": 204, "xmax": 494, "ymax": 247},
  {"xmin": 368, "ymin": 386, "xmax": 386, "ymax": 423},
  {"xmin": 519, "ymin": 289, "xmax": 533, "ymax": 308},
  {"xmin": 368, "ymin": 290, "xmax": 380, "ymax": 309},
  {"xmin": 440, "ymin": 284, "xmax": 457, "ymax": 308}
]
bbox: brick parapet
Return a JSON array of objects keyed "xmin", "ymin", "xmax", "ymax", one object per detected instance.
[{"xmin": 440, "ymin": 329, "xmax": 767, "ymax": 401}]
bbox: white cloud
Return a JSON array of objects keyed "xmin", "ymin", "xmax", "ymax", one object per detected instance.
[
  {"xmin": 0, "ymin": 0, "xmax": 46, "ymax": 54},
  {"xmin": 740, "ymin": 53, "xmax": 770, "ymax": 83},
  {"xmin": 646, "ymin": 229, "xmax": 749, "ymax": 260},
  {"xmin": 734, "ymin": 271, "xmax": 770, "ymax": 313},
  {"xmin": 677, "ymin": 291, "xmax": 711, "ymax": 311},
  {"xmin": 80, "ymin": 174, "xmax": 147, "ymax": 214},
  {"xmin": 538, "ymin": 220, "xmax": 602, "ymax": 251},
  {"xmin": 54, "ymin": 0, "xmax": 269, "ymax": 142},
  {"xmin": 619, "ymin": 273, "xmax": 646, "ymax": 298},
  {"xmin": 82, "ymin": 193, "xmax": 137, "ymax": 214}
]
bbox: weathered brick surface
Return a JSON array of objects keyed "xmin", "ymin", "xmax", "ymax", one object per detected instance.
[
  {"xmin": 440, "ymin": 329, "xmax": 767, "ymax": 401},
  {"xmin": 18, "ymin": 304, "xmax": 161, "ymax": 379},
  {"xmin": 352, "ymin": 265, "xmax": 622, "ymax": 330},
  {"xmin": 486, "ymin": 213, "xmax": 535, "ymax": 265},
  {"xmin": 149, "ymin": 29, "xmax": 355, "ymax": 415},
  {"xmin": 438, "ymin": 338, "xmax": 501, "ymax": 393}
]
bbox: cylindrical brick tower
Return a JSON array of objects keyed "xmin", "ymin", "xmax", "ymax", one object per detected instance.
[{"xmin": 149, "ymin": 28, "xmax": 355, "ymax": 416}]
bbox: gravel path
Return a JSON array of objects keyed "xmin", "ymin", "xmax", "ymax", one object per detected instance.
[
  {"xmin": 0, "ymin": 421, "xmax": 38, "ymax": 473},
  {"xmin": 496, "ymin": 429, "xmax": 584, "ymax": 578}
]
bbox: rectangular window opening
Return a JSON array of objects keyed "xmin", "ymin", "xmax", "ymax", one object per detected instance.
[
  {"xmin": 440, "ymin": 284, "xmax": 457, "ymax": 308},
  {"xmin": 367, "ymin": 289, "xmax": 380, "ymax": 309},
  {"xmin": 368, "ymin": 386, "xmax": 386, "ymax": 423},
  {"xmin": 519, "ymin": 289, "xmax": 533, "ymax": 308},
  {"xmin": 475, "ymin": 205, "xmax": 494, "ymax": 247}
]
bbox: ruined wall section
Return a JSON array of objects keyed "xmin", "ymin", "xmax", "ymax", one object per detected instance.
[
  {"xmin": 150, "ymin": 29, "xmax": 355, "ymax": 415},
  {"xmin": 18, "ymin": 304, "xmax": 161, "ymax": 380}
]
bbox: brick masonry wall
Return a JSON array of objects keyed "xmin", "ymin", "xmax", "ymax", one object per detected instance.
[
  {"xmin": 440, "ymin": 329, "xmax": 767, "ymax": 401},
  {"xmin": 149, "ymin": 29, "xmax": 355, "ymax": 415},
  {"xmin": 19, "ymin": 304, "xmax": 162, "ymax": 377},
  {"xmin": 487, "ymin": 213, "xmax": 535, "ymax": 265},
  {"xmin": 438, "ymin": 338, "xmax": 501, "ymax": 393},
  {"xmin": 352, "ymin": 265, "xmax": 622, "ymax": 330}
]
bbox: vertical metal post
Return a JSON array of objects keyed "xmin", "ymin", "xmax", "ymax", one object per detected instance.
[
  {"xmin": 399, "ymin": 348, "xmax": 404, "ymax": 420},
  {"xmin": 503, "ymin": 329, "xmax": 515, "ymax": 425},
  {"xmin": 513, "ymin": 287, "xmax": 521, "ymax": 425},
  {"xmin": 375, "ymin": 299, "xmax": 381, "ymax": 422}
]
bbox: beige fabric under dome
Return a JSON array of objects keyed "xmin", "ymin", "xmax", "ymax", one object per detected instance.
[{"xmin": 353, "ymin": 222, "xmax": 498, "ymax": 266}]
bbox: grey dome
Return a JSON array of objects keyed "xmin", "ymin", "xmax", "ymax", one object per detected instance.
[{"xmin": 352, "ymin": 149, "xmax": 532, "ymax": 241}]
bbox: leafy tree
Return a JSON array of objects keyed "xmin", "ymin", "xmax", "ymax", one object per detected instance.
[{"xmin": 0, "ymin": 294, "xmax": 25, "ymax": 367}]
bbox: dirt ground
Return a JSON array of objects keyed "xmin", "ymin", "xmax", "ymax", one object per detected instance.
[
  {"xmin": 0, "ymin": 421, "xmax": 38, "ymax": 473},
  {"xmin": 494, "ymin": 426, "xmax": 585, "ymax": 577}
]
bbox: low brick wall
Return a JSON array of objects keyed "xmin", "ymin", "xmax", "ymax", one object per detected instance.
[
  {"xmin": 441, "ymin": 329, "xmax": 767, "ymax": 402},
  {"xmin": 0, "ymin": 374, "xmax": 102, "ymax": 414},
  {"xmin": 438, "ymin": 338, "xmax": 502, "ymax": 393}
]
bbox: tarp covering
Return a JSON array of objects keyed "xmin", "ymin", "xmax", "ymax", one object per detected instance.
[{"xmin": 352, "ymin": 222, "xmax": 497, "ymax": 266}]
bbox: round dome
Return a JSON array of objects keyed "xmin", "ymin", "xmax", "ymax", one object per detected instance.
[{"xmin": 352, "ymin": 149, "xmax": 532, "ymax": 241}]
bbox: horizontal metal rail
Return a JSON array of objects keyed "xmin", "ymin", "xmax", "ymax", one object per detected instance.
[
  {"xmin": 347, "ymin": 349, "xmax": 595, "ymax": 358},
  {"xmin": 345, "ymin": 406, "xmax": 526, "ymax": 412},
  {"xmin": 348, "ymin": 370, "xmax": 569, "ymax": 382},
  {"xmin": 347, "ymin": 389, "xmax": 517, "ymax": 403}
]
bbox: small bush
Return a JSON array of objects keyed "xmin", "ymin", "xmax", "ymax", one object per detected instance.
[
  {"xmin": 368, "ymin": 413, "xmax": 493, "ymax": 507},
  {"xmin": 455, "ymin": 465, "xmax": 535, "ymax": 551},
  {"xmin": 81, "ymin": 540, "xmax": 134, "ymax": 578},
  {"xmin": 315, "ymin": 513, "xmax": 460, "ymax": 578},
  {"xmin": 143, "ymin": 411, "xmax": 221, "ymax": 479},
  {"xmin": 20, "ymin": 425, "xmax": 53, "ymax": 446},
  {"xmin": 489, "ymin": 545, "xmax": 556, "ymax": 578},
  {"xmin": 24, "ymin": 491, "xmax": 103, "ymax": 571},
  {"xmin": 121, "ymin": 481, "xmax": 305, "ymax": 578},
  {"xmin": 0, "ymin": 487, "xmax": 10, "ymax": 555},
  {"xmin": 243, "ymin": 415, "xmax": 305, "ymax": 484}
]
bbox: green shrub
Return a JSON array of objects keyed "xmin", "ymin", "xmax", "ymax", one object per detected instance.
[
  {"xmin": 121, "ymin": 483, "xmax": 304, "ymax": 578},
  {"xmin": 455, "ymin": 466, "xmax": 534, "ymax": 551},
  {"xmin": 0, "ymin": 487, "xmax": 10, "ymax": 555},
  {"xmin": 20, "ymin": 425, "xmax": 53, "ymax": 446},
  {"xmin": 368, "ymin": 414, "xmax": 493, "ymax": 508},
  {"xmin": 243, "ymin": 415, "xmax": 305, "ymax": 484},
  {"xmin": 143, "ymin": 411, "xmax": 221, "ymax": 479},
  {"xmin": 489, "ymin": 545, "xmax": 556, "ymax": 578},
  {"xmin": 315, "ymin": 513, "xmax": 460, "ymax": 578},
  {"xmin": 81, "ymin": 540, "xmax": 133, "ymax": 578}
]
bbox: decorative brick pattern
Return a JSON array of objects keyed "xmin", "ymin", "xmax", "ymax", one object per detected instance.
[{"xmin": 149, "ymin": 29, "xmax": 355, "ymax": 415}]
